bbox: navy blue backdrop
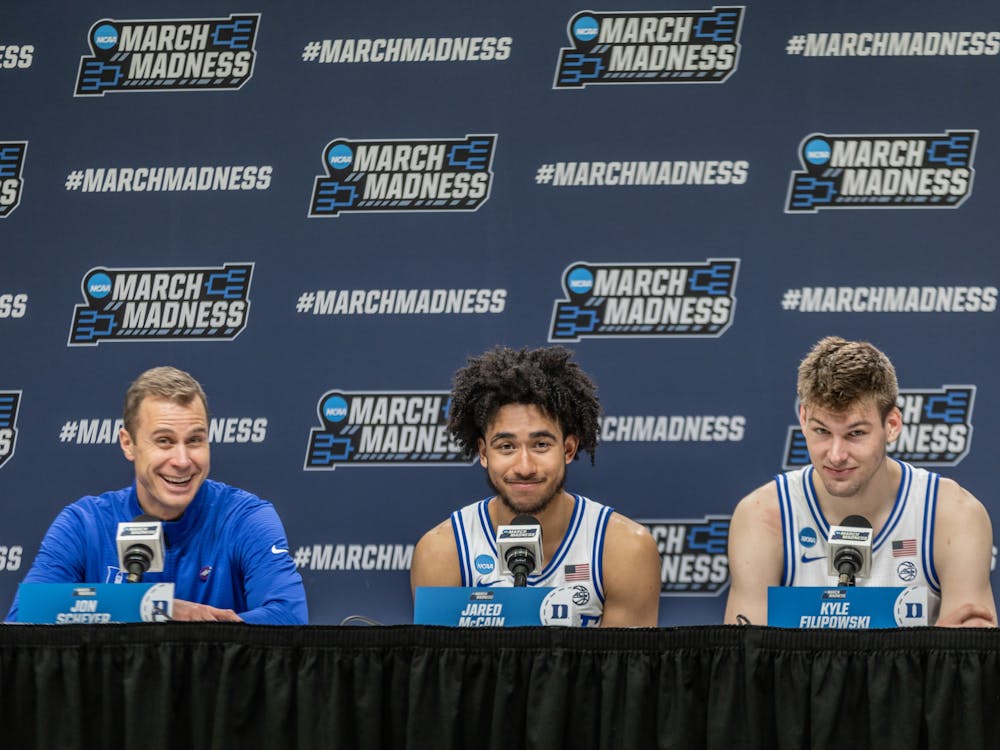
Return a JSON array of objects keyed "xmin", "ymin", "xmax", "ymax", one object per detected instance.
[{"xmin": 1, "ymin": 1, "xmax": 998, "ymax": 625}]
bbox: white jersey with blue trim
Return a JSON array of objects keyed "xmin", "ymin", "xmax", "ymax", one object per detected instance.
[
  {"xmin": 450, "ymin": 493, "xmax": 613, "ymax": 627},
  {"xmin": 777, "ymin": 459, "xmax": 941, "ymax": 624}
]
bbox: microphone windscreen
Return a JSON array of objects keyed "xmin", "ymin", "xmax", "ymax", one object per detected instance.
[{"xmin": 840, "ymin": 515, "xmax": 872, "ymax": 529}]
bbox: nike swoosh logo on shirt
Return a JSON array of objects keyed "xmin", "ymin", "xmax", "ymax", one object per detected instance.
[
  {"xmin": 271, "ymin": 545, "xmax": 289, "ymax": 554},
  {"xmin": 800, "ymin": 554, "xmax": 825, "ymax": 564}
]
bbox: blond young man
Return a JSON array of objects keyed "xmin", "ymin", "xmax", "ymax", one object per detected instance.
[{"xmin": 725, "ymin": 337, "xmax": 996, "ymax": 627}]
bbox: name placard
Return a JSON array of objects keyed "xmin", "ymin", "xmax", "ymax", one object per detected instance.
[
  {"xmin": 414, "ymin": 586, "xmax": 552, "ymax": 626},
  {"xmin": 16, "ymin": 582, "xmax": 175, "ymax": 623},
  {"xmin": 768, "ymin": 586, "xmax": 928, "ymax": 628}
]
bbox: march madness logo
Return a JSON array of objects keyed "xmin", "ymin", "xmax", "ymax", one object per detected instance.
[
  {"xmin": 549, "ymin": 259, "xmax": 738, "ymax": 341},
  {"xmin": 68, "ymin": 263, "xmax": 253, "ymax": 346},
  {"xmin": 0, "ymin": 142, "xmax": 26, "ymax": 218},
  {"xmin": 309, "ymin": 135, "xmax": 496, "ymax": 216},
  {"xmin": 786, "ymin": 130, "xmax": 977, "ymax": 212},
  {"xmin": 0, "ymin": 391, "xmax": 21, "ymax": 469},
  {"xmin": 640, "ymin": 516, "xmax": 731, "ymax": 595},
  {"xmin": 784, "ymin": 386, "xmax": 976, "ymax": 468},
  {"xmin": 305, "ymin": 390, "xmax": 472, "ymax": 469},
  {"xmin": 75, "ymin": 14, "xmax": 259, "ymax": 96},
  {"xmin": 554, "ymin": 7, "xmax": 743, "ymax": 88}
]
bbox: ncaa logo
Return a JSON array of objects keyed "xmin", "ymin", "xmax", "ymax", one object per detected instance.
[
  {"xmin": 327, "ymin": 143, "xmax": 354, "ymax": 171},
  {"xmin": 799, "ymin": 527, "xmax": 817, "ymax": 548},
  {"xmin": 92, "ymin": 23, "xmax": 119, "ymax": 50},
  {"xmin": 86, "ymin": 272, "xmax": 113, "ymax": 299},
  {"xmin": 322, "ymin": 396, "xmax": 349, "ymax": 423},
  {"xmin": 804, "ymin": 138, "xmax": 831, "ymax": 165},
  {"xmin": 572, "ymin": 15, "xmax": 599, "ymax": 43},
  {"xmin": 474, "ymin": 554, "xmax": 495, "ymax": 575},
  {"xmin": 567, "ymin": 266, "xmax": 594, "ymax": 295}
]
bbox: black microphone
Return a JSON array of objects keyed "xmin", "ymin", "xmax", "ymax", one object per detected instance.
[
  {"xmin": 496, "ymin": 514, "xmax": 543, "ymax": 587},
  {"xmin": 827, "ymin": 514, "xmax": 873, "ymax": 587},
  {"xmin": 115, "ymin": 514, "xmax": 165, "ymax": 583}
]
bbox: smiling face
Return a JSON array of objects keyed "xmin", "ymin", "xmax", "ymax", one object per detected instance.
[
  {"xmin": 799, "ymin": 398, "xmax": 901, "ymax": 499},
  {"xmin": 119, "ymin": 396, "xmax": 210, "ymax": 520},
  {"xmin": 478, "ymin": 403, "xmax": 578, "ymax": 517}
]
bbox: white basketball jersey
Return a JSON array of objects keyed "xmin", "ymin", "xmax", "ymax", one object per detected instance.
[
  {"xmin": 450, "ymin": 494, "xmax": 613, "ymax": 627},
  {"xmin": 777, "ymin": 459, "xmax": 941, "ymax": 624}
]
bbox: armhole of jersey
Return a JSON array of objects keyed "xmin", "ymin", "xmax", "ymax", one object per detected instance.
[
  {"xmin": 592, "ymin": 504, "xmax": 613, "ymax": 604},
  {"xmin": 537, "ymin": 494, "xmax": 584, "ymax": 584},
  {"xmin": 450, "ymin": 511, "xmax": 471, "ymax": 587},
  {"xmin": 802, "ymin": 467, "xmax": 828, "ymax": 537},
  {"xmin": 922, "ymin": 472, "xmax": 942, "ymax": 594},
  {"xmin": 776, "ymin": 473, "xmax": 794, "ymax": 587},
  {"xmin": 874, "ymin": 459, "xmax": 911, "ymax": 551}
]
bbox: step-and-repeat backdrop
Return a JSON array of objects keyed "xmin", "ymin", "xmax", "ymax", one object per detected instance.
[{"xmin": 1, "ymin": 1, "xmax": 998, "ymax": 625}]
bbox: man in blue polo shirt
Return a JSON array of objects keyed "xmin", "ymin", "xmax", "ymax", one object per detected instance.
[{"xmin": 6, "ymin": 366, "xmax": 307, "ymax": 624}]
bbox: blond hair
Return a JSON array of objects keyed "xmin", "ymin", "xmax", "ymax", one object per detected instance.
[
  {"xmin": 797, "ymin": 336, "xmax": 898, "ymax": 418},
  {"xmin": 123, "ymin": 366, "xmax": 208, "ymax": 436}
]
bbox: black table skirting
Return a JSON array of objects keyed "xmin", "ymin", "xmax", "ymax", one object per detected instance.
[{"xmin": 1, "ymin": 624, "xmax": 997, "ymax": 749}]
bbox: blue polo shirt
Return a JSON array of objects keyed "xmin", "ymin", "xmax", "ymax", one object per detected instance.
[{"xmin": 6, "ymin": 479, "xmax": 308, "ymax": 624}]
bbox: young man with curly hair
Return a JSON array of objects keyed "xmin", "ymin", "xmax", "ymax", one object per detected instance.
[
  {"xmin": 725, "ymin": 336, "xmax": 996, "ymax": 627},
  {"xmin": 411, "ymin": 345, "xmax": 661, "ymax": 627}
]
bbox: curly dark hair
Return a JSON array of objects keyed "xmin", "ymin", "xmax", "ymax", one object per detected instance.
[{"xmin": 447, "ymin": 345, "xmax": 600, "ymax": 463}]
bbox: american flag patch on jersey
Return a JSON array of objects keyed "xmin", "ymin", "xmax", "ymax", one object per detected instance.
[
  {"xmin": 564, "ymin": 563, "xmax": 590, "ymax": 581},
  {"xmin": 892, "ymin": 539, "xmax": 917, "ymax": 557}
]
